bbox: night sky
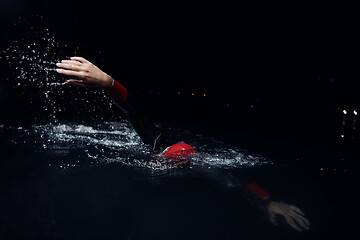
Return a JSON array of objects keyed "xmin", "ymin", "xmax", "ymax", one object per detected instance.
[
  {"xmin": 1, "ymin": 1, "xmax": 360, "ymax": 148},
  {"xmin": 2, "ymin": 1, "xmax": 359, "ymax": 90}
]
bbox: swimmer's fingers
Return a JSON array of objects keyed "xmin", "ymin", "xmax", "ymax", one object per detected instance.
[
  {"xmin": 65, "ymin": 79, "xmax": 87, "ymax": 87},
  {"xmin": 284, "ymin": 216, "xmax": 303, "ymax": 232},
  {"xmin": 61, "ymin": 60, "xmax": 82, "ymax": 65},
  {"xmin": 289, "ymin": 206, "xmax": 310, "ymax": 229},
  {"xmin": 292, "ymin": 213, "xmax": 310, "ymax": 231},
  {"xmin": 56, "ymin": 62, "xmax": 83, "ymax": 71},
  {"xmin": 291, "ymin": 205, "xmax": 305, "ymax": 216},
  {"xmin": 286, "ymin": 214, "xmax": 310, "ymax": 232},
  {"xmin": 66, "ymin": 79, "xmax": 100, "ymax": 88},
  {"xmin": 55, "ymin": 68, "xmax": 83, "ymax": 77},
  {"xmin": 283, "ymin": 208, "xmax": 309, "ymax": 231},
  {"xmin": 70, "ymin": 56, "xmax": 90, "ymax": 64}
]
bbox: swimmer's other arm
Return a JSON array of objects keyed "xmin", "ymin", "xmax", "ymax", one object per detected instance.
[
  {"xmin": 207, "ymin": 171, "xmax": 310, "ymax": 231},
  {"xmin": 244, "ymin": 182, "xmax": 310, "ymax": 232}
]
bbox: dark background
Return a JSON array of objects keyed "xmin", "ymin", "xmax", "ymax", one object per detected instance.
[{"xmin": 1, "ymin": 1, "xmax": 360, "ymax": 174}]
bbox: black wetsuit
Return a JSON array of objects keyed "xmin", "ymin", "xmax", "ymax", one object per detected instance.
[
  {"xmin": 107, "ymin": 79, "xmax": 167, "ymax": 152},
  {"xmin": 106, "ymin": 79, "xmax": 271, "ymax": 211}
]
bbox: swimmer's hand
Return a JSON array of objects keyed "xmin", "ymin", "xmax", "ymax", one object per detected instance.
[
  {"xmin": 56, "ymin": 57, "xmax": 113, "ymax": 88},
  {"xmin": 267, "ymin": 201, "xmax": 310, "ymax": 232}
]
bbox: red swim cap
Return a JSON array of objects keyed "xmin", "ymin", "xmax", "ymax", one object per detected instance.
[{"xmin": 160, "ymin": 143, "xmax": 197, "ymax": 158}]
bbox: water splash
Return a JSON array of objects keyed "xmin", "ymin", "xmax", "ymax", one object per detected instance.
[
  {"xmin": 191, "ymin": 148, "xmax": 269, "ymax": 169},
  {"xmin": 46, "ymin": 82, "xmax": 67, "ymax": 87},
  {"xmin": 0, "ymin": 18, "xmax": 115, "ymax": 121},
  {"xmin": 29, "ymin": 122, "xmax": 270, "ymax": 171},
  {"xmin": 1, "ymin": 28, "xmax": 65, "ymax": 85}
]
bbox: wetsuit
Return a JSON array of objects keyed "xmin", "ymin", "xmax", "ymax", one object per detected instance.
[
  {"xmin": 106, "ymin": 79, "xmax": 271, "ymax": 207},
  {"xmin": 106, "ymin": 79, "xmax": 167, "ymax": 152}
]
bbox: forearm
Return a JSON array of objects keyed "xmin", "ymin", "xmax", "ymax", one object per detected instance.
[
  {"xmin": 243, "ymin": 182, "xmax": 270, "ymax": 201},
  {"xmin": 106, "ymin": 79, "xmax": 166, "ymax": 151},
  {"xmin": 202, "ymin": 169, "xmax": 271, "ymax": 210},
  {"xmin": 105, "ymin": 78, "xmax": 128, "ymax": 105},
  {"xmin": 55, "ymin": 57, "xmax": 166, "ymax": 150}
]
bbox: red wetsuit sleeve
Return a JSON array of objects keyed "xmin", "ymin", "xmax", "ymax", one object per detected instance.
[
  {"xmin": 106, "ymin": 79, "xmax": 128, "ymax": 105},
  {"xmin": 244, "ymin": 182, "xmax": 270, "ymax": 200}
]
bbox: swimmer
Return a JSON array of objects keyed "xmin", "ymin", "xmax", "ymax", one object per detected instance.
[{"xmin": 56, "ymin": 57, "xmax": 310, "ymax": 232}]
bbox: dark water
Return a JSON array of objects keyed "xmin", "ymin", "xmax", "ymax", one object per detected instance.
[{"xmin": 0, "ymin": 122, "xmax": 358, "ymax": 240}]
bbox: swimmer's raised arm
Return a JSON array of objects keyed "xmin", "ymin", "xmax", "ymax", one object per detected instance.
[
  {"xmin": 56, "ymin": 57, "xmax": 113, "ymax": 88},
  {"xmin": 56, "ymin": 57, "xmax": 167, "ymax": 151}
]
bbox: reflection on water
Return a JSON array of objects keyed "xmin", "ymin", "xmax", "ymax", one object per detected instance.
[{"xmin": 338, "ymin": 107, "xmax": 358, "ymax": 140}]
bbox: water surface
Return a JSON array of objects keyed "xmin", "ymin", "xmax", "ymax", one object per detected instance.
[{"xmin": 0, "ymin": 122, "xmax": 357, "ymax": 240}]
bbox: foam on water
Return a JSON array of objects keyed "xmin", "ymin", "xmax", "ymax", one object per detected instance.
[{"xmin": 28, "ymin": 122, "xmax": 271, "ymax": 171}]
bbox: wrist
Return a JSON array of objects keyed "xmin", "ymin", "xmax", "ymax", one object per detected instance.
[
  {"xmin": 102, "ymin": 75, "xmax": 114, "ymax": 89},
  {"xmin": 106, "ymin": 78, "xmax": 128, "ymax": 104}
]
